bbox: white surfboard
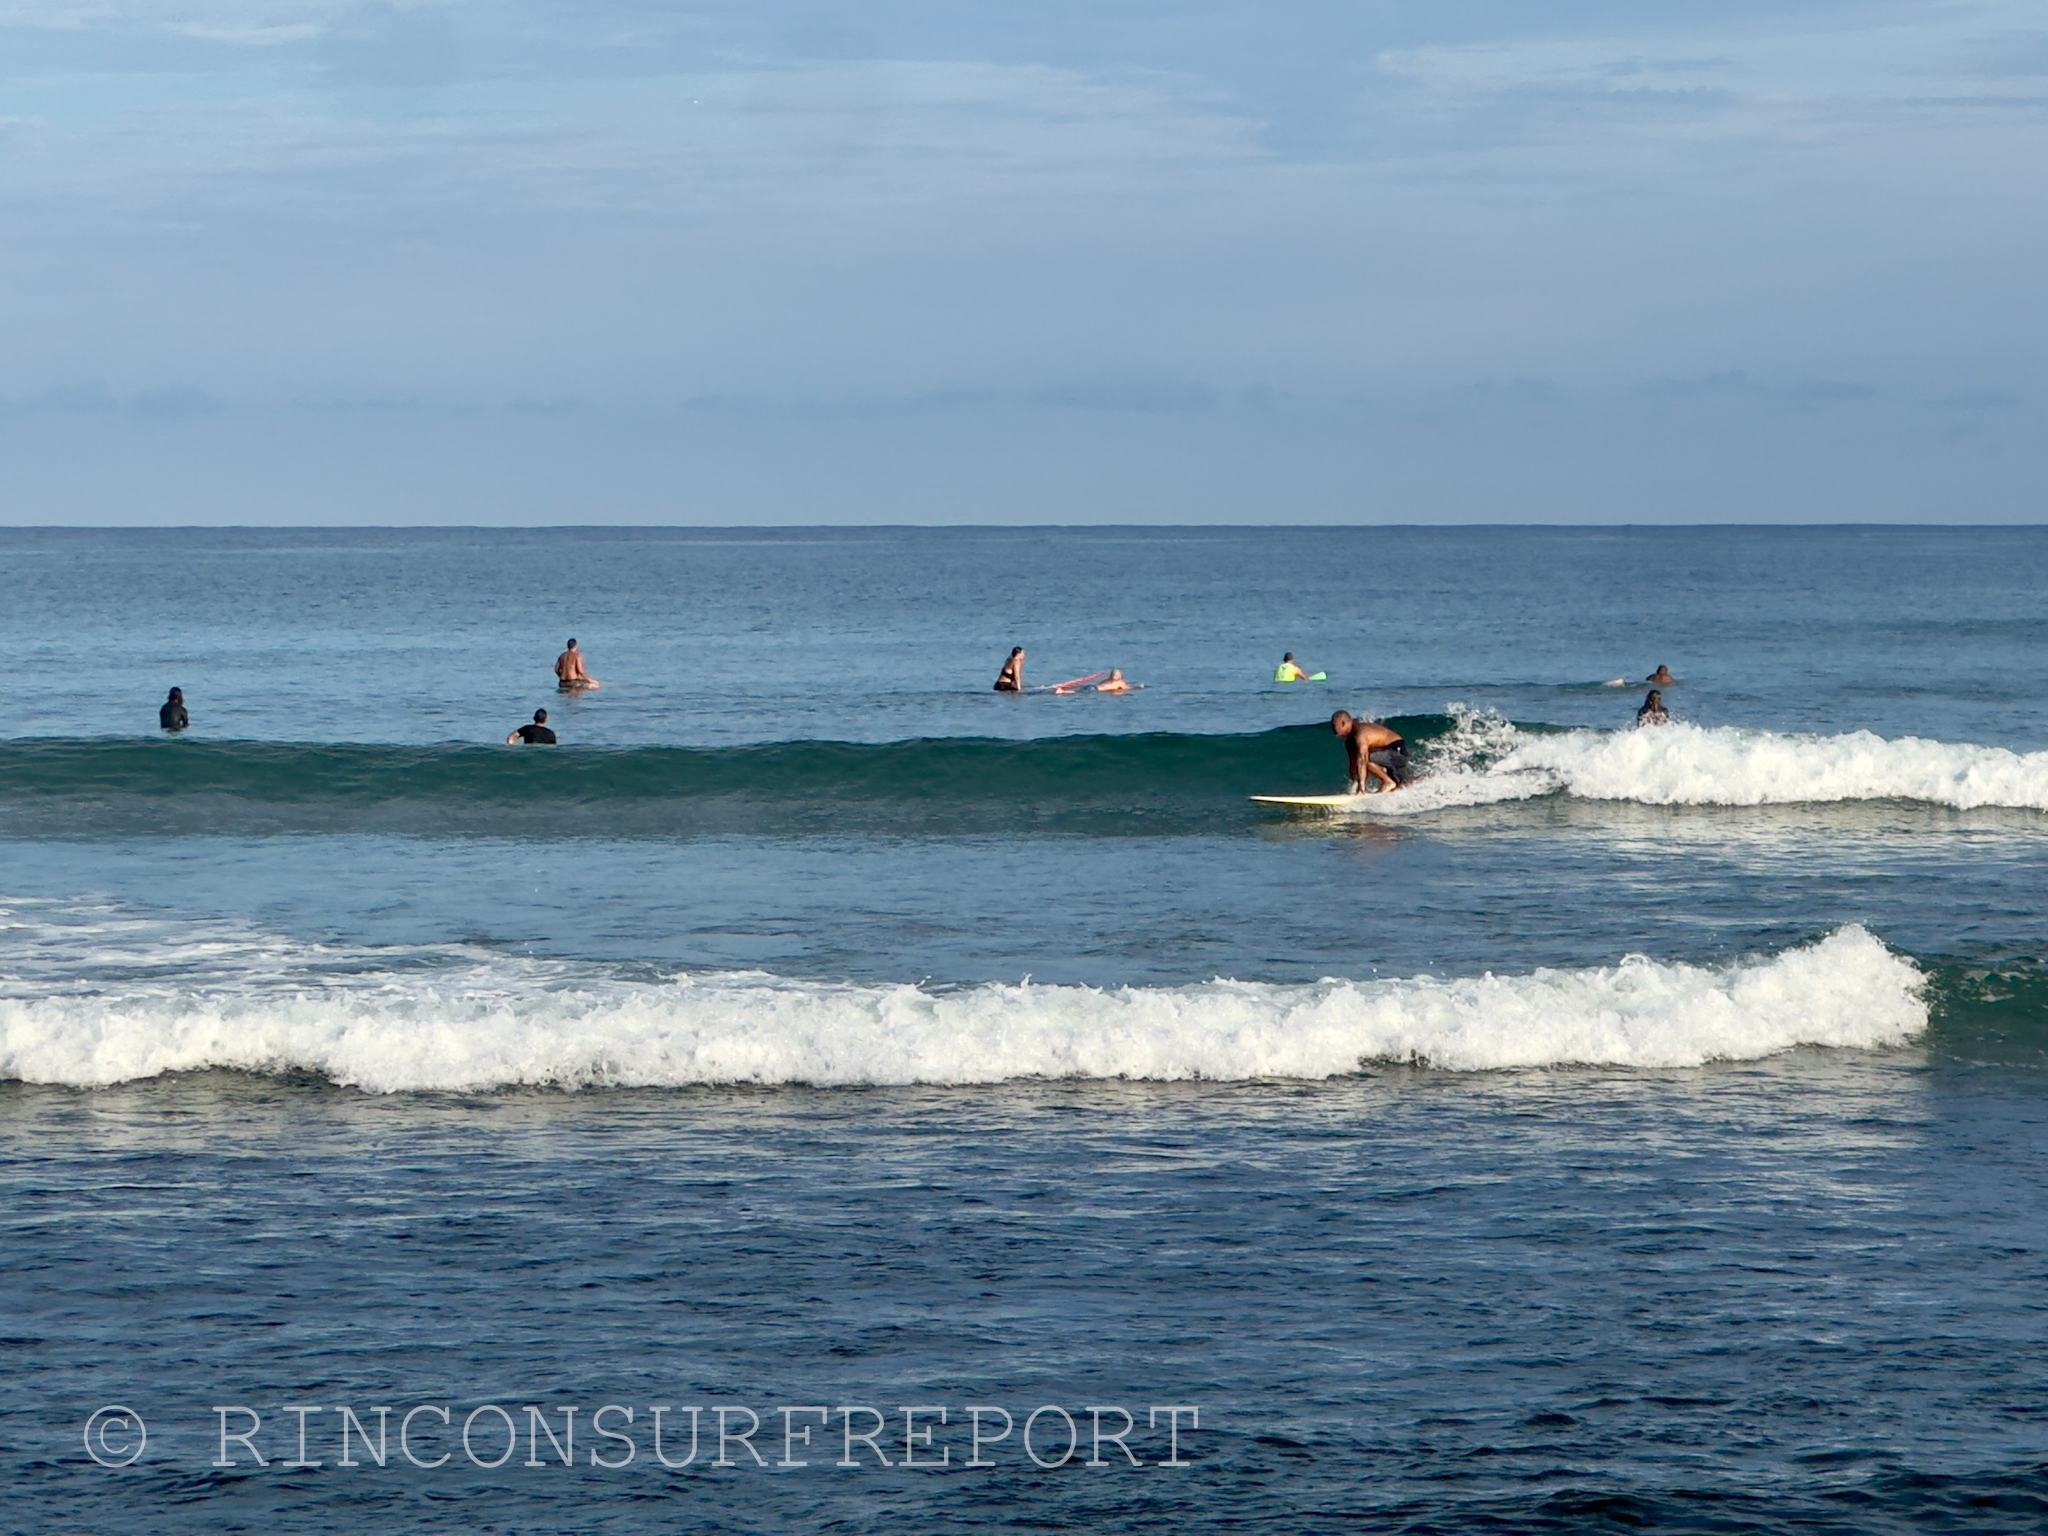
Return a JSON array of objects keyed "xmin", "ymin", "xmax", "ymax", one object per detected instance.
[{"xmin": 1249, "ymin": 793, "xmax": 1365, "ymax": 808}]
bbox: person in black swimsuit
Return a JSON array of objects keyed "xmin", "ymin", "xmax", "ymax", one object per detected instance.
[
  {"xmin": 508, "ymin": 709, "xmax": 558, "ymax": 745},
  {"xmin": 994, "ymin": 647, "xmax": 1026, "ymax": 693},
  {"xmin": 159, "ymin": 688, "xmax": 188, "ymax": 732}
]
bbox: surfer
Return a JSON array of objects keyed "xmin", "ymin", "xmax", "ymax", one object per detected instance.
[
  {"xmin": 556, "ymin": 639, "xmax": 602, "ymax": 691},
  {"xmin": 1275, "ymin": 653, "xmax": 1312, "ymax": 683},
  {"xmin": 1095, "ymin": 670, "xmax": 1134, "ymax": 693},
  {"xmin": 1637, "ymin": 690, "xmax": 1670, "ymax": 727},
  {"xmin": 1332, "ymin": 710, "xmax": 1411, "ymax": 793},
  {"xmin": 1645, "ymin": 664, "xmax": 1678, "ymax": 686},
  {"xmin": 994, "ymin": 647, "xmax": 1026, "ymax": 693},
  {"xmin": 158, "ymin": 687, "xmax": 188, "ymax": 733},
  {"xmin": 508, "ymin": 708, "xmax": 558, "ymax": 745}
]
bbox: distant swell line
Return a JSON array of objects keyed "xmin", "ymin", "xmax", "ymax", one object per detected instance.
[{"xmin": 0, "ymin": 716, "xmax": 2042, "ymax": 834}]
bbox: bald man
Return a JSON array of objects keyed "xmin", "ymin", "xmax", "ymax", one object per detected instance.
[{"xmin": 1332, "ymin": 710, "xmax": 1412, "ymax": 794}]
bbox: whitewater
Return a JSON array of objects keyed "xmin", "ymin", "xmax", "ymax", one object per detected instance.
[
  {"xmin": 0, "ymin": 926, "xmax": 1923, "ymax": 1092},
  {"xmin": 1363, "ymin": 714, "xmax": 2048, "ymax": 814}
]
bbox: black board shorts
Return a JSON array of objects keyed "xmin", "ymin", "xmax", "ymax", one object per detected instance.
[{"xmin": 1369, "ymin": 745, "xmax": 1414, "ymax": 786}]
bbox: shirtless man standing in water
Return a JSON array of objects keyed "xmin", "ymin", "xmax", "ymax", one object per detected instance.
[
  {"xmin": 1332, "ymin": 710, "xmax": 1411, "ymax": 793},
  {"xmin": 556, "ymin": 639, "xmax": 602, "ymax": 691}
]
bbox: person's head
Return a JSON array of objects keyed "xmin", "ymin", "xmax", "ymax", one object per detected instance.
[
  {"xmin": 1108, "ymin": 669, "xmax": 1123, "ymax": 682},
  {"xmin": 1010, "ymin": 646, "xmax": 1024, "ymax": 658},
  {"xmin": 534, "ymin": 709, "xmax": 548, "ymax": 724},
  {"xmin": 1331, "ymin": 710, "xmax": 1354, "ymax": 736},
  {"xmin": 1283, "ymin": 652, "xmax": 1296, "ymax": 663},
  {"xmin": 566, "ymin": 638, "xmax": 578, "ymax": 650},
  {"xmin": 166, "ymin": 687, "xmax": 182, "ymax": 702},
  {"xmin": 1645, "ymin": 690, "xmax": 1662, "ymax": 707}
]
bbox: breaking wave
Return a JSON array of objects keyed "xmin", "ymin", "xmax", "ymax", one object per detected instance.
[
  {"xmin": 1329, "ymin": 714, "xmax": 2048, "ymax": 816},
  {"xmin": 1, "ymin": 715, "xmax": 2043, "ymax": 836},
  {"xmin": 0, "ymin": 926, "xmax": 1924, "ymax": 1093}
]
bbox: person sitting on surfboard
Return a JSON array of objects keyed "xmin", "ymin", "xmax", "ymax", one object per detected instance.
[
  {"xmin": 1332, "ymin": 710, "xmax": 1411, "ymax": 793},
  {"xmin": 556, "ymin": 639, "xmax": 602, "ymax": 691},
  {"xmin": 1637, "ymin": 690, "xmax": 1670, "ymax": 727},
  {"xmin": 1275, "ymin": 653, "xmax": 1313, "ymax": 683},
  {"xmin": 1645, "ymin": 664, "xmax": 1678, "ymax": 686},
  {"xmin": 994, "ymin": 647, "xmax": 1025, "ymax": 693},
  {"xmin": 159, "ymin": 687, "xmax": 189, "ymax": 733},
  {"xmin": 508, "ymin": 708, "xmax": 558, "ymax": 745}
]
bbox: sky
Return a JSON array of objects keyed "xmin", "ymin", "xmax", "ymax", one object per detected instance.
[{"xmin": 1, "ymin": 0, "xmax": 2044, "ymax": 523}]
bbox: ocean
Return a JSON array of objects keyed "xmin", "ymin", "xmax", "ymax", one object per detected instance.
[{"xmin": 5, "ymin": 524, "xmax": 2047, "ymax": 1533}]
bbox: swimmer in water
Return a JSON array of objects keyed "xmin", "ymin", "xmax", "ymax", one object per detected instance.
[
  {"xmin": 159, "ymin": 687, "xmax": 188, "ymax": 732},
  {"xmin": 508, "ymin": 708, "xmax": 558, "ymax": 745},
  {"xmin": 1637, "ymin": 690, "xmax": 1670, "ymax": 727},
  {"xmin": 1332, "ymin": 710, "xmax": 1411, "ymax": 793},
  {"xmin": 994, "ymin": 647, "xmax": 1026, "ymax": 693},
  {"xmin": 1095, "ymin": 669, "xmax": 1134, "ymax": 693},
  {"xmin": 1646, "ymin": 664, "xmax": 1678, "ymax": 686},
  {"xmin": 1275, "ymin": 652, "xmax": 1312, "ymax": 683},
  {"xmin": 556, "ymin": 639, "xmax": 602, "ymax": 691}
]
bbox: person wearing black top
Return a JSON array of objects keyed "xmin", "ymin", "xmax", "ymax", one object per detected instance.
[
  {"xmin": 993, "ymin": 647, "xmax": 1025, "ymax": 693},
  {"xmin": 508, "ymin": 708, "xmax": 558, "ymax": 745},
  {"xmin": 159, "ymin": 688, "xmax": 189, "ymax": 732}
]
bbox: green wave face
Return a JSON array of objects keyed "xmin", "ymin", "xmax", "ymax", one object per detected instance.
[
  {"xmin": 0, "ymin": 717, "xmax": 1466, "ymax": 838},
  {"xmin": 1922, "ymin": 963, "xmax": 2048, "ymax": 1067}
]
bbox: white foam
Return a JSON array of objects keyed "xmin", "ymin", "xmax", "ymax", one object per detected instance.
[
  {"xmin": 1365, "ymin": 717, "xmax": 2048, "ymax": 814},
  {"xmin": 1508, "ymin": 723, "xmax": 2048, "ymax": 810},
  {"xmin": 0, "ymin": 927, "xmax": 1925, "ymax": 1092}
]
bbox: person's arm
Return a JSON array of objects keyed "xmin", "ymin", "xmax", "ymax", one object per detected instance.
[{"xmin": 507, "ymin": 729, "xmax": 523, "ymax": 744}]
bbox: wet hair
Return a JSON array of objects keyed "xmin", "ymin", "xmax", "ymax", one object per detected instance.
[
  {"xmin": 167, "ymin": 687, "xmax": 182, "ymax": 700},
  {"xmin": 1284, "ymin": 653, "xmax": 1295, "ymax": 662},
  {"xmin": 534, "ymin": 709, "xmax": 548, "ymax": 723},
  {"xmin": 1331, "ymin": 710, "xmax": 1354, "ymax": 731},
  {"xmin": 1010, "ymin": 647, "xmax": 1023, "ymax": 657},
  {"xmin": 567, "ymin": 639, "xmax": 577, "ymax": 648}
]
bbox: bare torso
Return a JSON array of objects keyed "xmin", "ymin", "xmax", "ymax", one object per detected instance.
[
  {"xmin": 1343, "ymin": 721, "xmax": 1405, "ymax": 792},
  {"xmin": 556, "ymin": 648, "xmax": 600, "ymax": 689}
]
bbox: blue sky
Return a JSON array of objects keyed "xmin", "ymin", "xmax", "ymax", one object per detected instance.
[{"xmin": 1, "ymin": 0, "xmax": 2043, "ymax": 522}]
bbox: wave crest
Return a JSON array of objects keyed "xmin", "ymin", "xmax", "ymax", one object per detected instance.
[
  {"xmin": 0, "ymin": 928, "xmax": 1924, "ymax": 1092},
  {"xmin": 1349, "ymin": 717, "xmax": 2048, "ymax": 814}
]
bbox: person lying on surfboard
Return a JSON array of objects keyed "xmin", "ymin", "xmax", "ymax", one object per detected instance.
[
  {"xmin": 994, "ymin": 647, "xmax": 1026, "ymax": 693},
  {"xmin": 556, "ymin": 639, "xmax": 602, "ymax": 691},
  {"xmin": 1645, "ymin": 664, "xmax": 1678, "ymax": 686},
  {"xmin": 1332, "ymin": 710, "xmax": 1411, "ymax": 793},
  {"xmin": 1095, "ymin": 670, "xmax": 1136, "ymax": 693}
]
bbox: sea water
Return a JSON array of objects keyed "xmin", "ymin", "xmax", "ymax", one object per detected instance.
[{"xmin": 4, "ymin": 526, "xmax": 2047, "ymax": 1532}]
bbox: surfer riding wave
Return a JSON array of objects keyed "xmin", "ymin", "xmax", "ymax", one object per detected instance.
[{"xmin": 1333, "ymin": 710, "xmax": 1412, "ymax": 793}]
